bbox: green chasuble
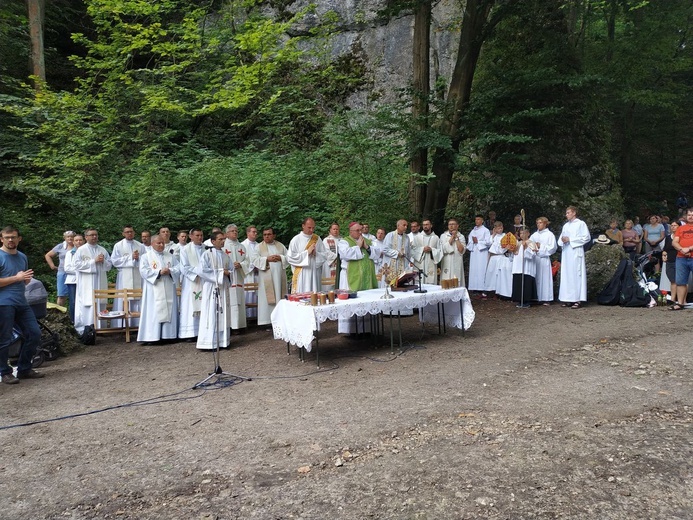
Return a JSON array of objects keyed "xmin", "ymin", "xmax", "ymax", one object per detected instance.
[{"xmin": 344, "ymin": 236, "xmax": 378, "ymax": 291}]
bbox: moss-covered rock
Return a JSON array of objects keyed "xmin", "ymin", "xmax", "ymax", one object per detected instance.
[
  {"xmin": 42, "ymin": 307, "xmax": 84, "ymax": 357},
  {"xmin": 585, "ymin": 244, "xmax": 627, "ymax": 300}
]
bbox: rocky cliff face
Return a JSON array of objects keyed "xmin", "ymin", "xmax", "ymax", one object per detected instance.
[{"xmin": 286, "ymin": 0, "xmax": 460, "ymax": 107}]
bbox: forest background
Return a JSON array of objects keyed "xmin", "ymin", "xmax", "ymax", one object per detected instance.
[{"xmin": 1, "ymin": 0, "xmax": 692, "ymax": 296}]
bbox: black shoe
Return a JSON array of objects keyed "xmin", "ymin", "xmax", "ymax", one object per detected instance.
[
  {"xmin": 17, "ymin": 369, "xmax": 44, "ymax": 380},
  {"xmin": 2, "ymin": 373, "xmax": 19, "ymax": 384}
]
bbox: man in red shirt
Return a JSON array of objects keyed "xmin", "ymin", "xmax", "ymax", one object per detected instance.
[{"xmin": 671, "ymin": 208, "xmax": 693, "ymax": 310}]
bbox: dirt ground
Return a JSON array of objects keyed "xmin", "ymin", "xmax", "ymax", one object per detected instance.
[{"xmin": 1, "ymin": 298, "xmax": 692, "ymax": 520}]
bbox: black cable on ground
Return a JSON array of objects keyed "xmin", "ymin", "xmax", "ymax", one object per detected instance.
[
  {"xmin": 2, "ymin": 329, "xmax": 445, "ymax": 431},
  {"xmin": 0, "ymin": 386, "xmax": 206, "ymax": 431},
  {"xmin": 0, "ymin": 360, "xmax": 343, "ymax": 430}
]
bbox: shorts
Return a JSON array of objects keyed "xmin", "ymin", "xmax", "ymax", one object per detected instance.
[
  {"xmin": 675, "ymin": 257, "xmax": 693, "ymax": 286},
  {"xmin": 56, "ymin": 271, "xmax": 68, "ymax": 297},
  {"xmin": 665, "ymin": 262, "xmax": 677, "ymax": 286}
]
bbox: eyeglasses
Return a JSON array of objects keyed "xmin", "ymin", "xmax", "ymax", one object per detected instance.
[
  {"xmin": 2, "ymin": 236, "xmax": 18, "ymax": 241},
  {"xmin": 86, "ymin": 234, "xmax": 98, "ymax": 237}
]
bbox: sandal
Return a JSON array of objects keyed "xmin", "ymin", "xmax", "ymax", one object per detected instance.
[
  {"xmin": 669, "ymin": 304, "xmax": 684, "ymax": 311},
  {"xmin": 571, "ymin": 302, "xmax": 582, "ymax": 309},
  {"xmin": 561, "ymin": 302, "xmax": 571, "ymax": 307}
]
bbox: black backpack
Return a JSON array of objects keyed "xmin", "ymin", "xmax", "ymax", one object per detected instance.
[
  {"xmin": 80, "ymin": 325, "xmax": 96, "ymax": 345},
  {"xmin": 597, "ymin": 259, "xmax": 630, "ymax": 306}
]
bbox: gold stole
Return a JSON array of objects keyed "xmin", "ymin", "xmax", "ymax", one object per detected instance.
[
  {"xmin": 291, "ymin": 234, "xmax": 318, "ymax": 294},
  {"xmin": 259, "ymin": 241, "xmax": 287, "ymax": 304}
]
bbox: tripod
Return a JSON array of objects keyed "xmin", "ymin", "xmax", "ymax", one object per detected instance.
[{"xmin": 194, "ymin": 251, "xmax": 250, "ymax": 389}]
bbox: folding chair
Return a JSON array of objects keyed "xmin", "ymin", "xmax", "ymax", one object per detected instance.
[
  {"xmin": 124, "ymin": 288, "xmax": 142, "ymax": 341},
  {"xmin": 244, "ymin": 282, "xmax": 259, "ymax": 321},
  {"xmin": 93, "ymin": 287, "xmax": 129, "ymax": 341}
]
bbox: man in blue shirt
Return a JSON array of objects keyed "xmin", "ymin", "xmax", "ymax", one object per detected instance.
[{"xmin": 0, "ymin": 226, "xmax": 44, "ymax": 384}]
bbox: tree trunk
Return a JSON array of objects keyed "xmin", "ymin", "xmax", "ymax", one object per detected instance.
[
  {"xmin": 605, "ymin": 0, "xmax": 618, "ymax": 62},
  {"xmin": 425, "ymin": 0, "xmax": 495, "ymax": 230},
  {"xmin": 27, "ymin": 0, "xmax": 46, "ymax": 89},
  {"xmin": 409, "ymin": 0, "xmax": 431, "ymax": 218},
  {"xmin": 619, "ymin": 101, "xmax": 635, "ymax": 192}
]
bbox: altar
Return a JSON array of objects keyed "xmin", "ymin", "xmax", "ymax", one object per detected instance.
[{"xmin": 270, "ymin": 284, "xmax": 475, "ymax": 363}]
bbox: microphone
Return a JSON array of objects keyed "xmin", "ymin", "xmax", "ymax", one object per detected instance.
[{"xmin": 408, "ymin": 259, "xmax": 428, "ymax": 278}]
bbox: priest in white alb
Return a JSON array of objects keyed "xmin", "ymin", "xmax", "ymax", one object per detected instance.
[
  {"xmin": 137, "ymin": 235, "xmax": 181, "ymax": 344},
  {"xmin": 196, "ymin": 231, "xmax": 234, "ymax": 350},
  {"xmin": 410, "ymin": 219, "xmax": 442, "ymax": 285},
  {"xmin": 440, "ymin": 218, "xmax": 467, "ymax": 287},
  {"xmin": 252, "ymin": 227, "xmax": 288, "ymax": 326},
  {"xmin": 179, "ymin": 228, "xmax": 205, "ymax": 340},
  {"xmin": 321, "ymin": 222, "xmax": 341, "ymax": 291},
  {"xmin": 382, "ymin": 219, "xmax": 412, "ymax": 277},
  {"xmin": 223, "ymin": 224, "xmax": 249, "ymax": 332},
  {"xmin": 287, "ymin": 217, "xmax": 328, "ymax": 293},
  {"xmin": 73, "ymin": 228, "xmax": 112, "ymax": 334},
  {"xmin": 111, "ymin": 225, "xmax": 145, "ymax": 327},
  {"xmin": 558, "ymin": 206, "xmax": 591, "ymax": 308},
  {"xmin": 241, "ymin": 225, "xmax": 260, "ymax": 320}
]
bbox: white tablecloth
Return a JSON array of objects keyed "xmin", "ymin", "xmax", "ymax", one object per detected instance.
[{"xmin": 271, "ymin": 284, "xmax": 475, "ymax": 350}]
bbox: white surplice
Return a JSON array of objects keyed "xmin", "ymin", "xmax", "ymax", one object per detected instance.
[
  {"xmin": 467, "ymin": 225, "xmax": 491, "ymax": 291},
  {"xmin": 178, "ymin": 242, "xmax": 205, "ymax": 338},
  {"xmin": 252, "ymin": 241, "xmax": 288, "ymax": 326},
  {"xmin": 287, "ymin": 232, "xmax": 327, "ymax": 293},
  {"xmin": 496, "ymin": 255, "xmax": 513, "ymax": 298},
  {"xmin": 196, "ymin": 249, "xmax": 233, "ymax": 350},
  {"xmin": 137, "ymin": 250, "xmax": 180, "ymax": 342},
  {"xmin": 484, "ymin": 235, "xmax": 507, "ymax": 292},
  {"xmin": 73, "ymin": 244, "xmax": 112, "ymax": 334},
  {"xmin": 558, "ymin": 218, "xmax": 590, "ymax": 302},
  {"xmin": 530, "ymin": 228, "xmax": 558, "ymax": 302}
]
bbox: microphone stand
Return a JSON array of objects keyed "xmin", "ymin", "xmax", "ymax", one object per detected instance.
[
  {"xmin": 410, "ymin": 261, "xmax": 427, "ymax": 293},
  {"xmin": 194, "ymin": 248, "xmax": 250, "ymax": 389},
  {"xmin": 517, "ymin": 209, "xmax": 529, "ymax": 309}
]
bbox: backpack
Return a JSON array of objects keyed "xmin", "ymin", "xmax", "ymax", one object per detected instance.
[
  {"xmin": 597, "ymin": 258, "xmax": 630, "ymax": 306},
  {"xmin": 80, "ymin": 325, "xmax": 96, "ymax": 345}
]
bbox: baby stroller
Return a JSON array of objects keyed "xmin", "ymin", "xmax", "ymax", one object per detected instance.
[
  {"xmin": 635, "ymin": 250, "xmax": 662, "ymax": 281},
  {"xmin": 633, "ymin": 252, "xmax": 661, "ymax": 305},
  {"xmin": 8, "ymin": 279, "xmax": 60, "ymax": 368}
]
